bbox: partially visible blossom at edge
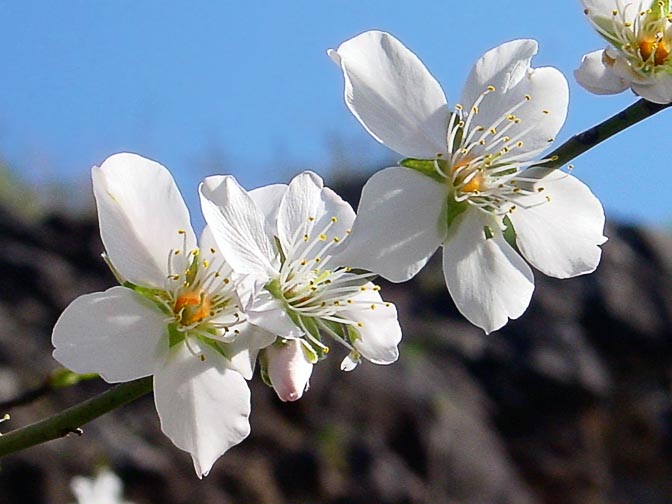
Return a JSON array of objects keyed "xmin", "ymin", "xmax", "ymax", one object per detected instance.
[
  {"xmin": 52, "ymin": 153, "xmax": 274, "ymax": 477},
  {"xmin": 70, "ymin": 469, "xmax": 133, "ymax": 504},
  {"xmin": 328, "ymin": 31, "xmax": 607, "ymax": 333},
  {"xmin": 199, "ymin": 170, "xmax": 402, "ymax": 390},
  {"xmin": 576, "ymin": 0, "xmax": 672, "ymax": 103}
]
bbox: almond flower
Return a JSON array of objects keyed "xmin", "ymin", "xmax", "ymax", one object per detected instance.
[
  {"xmin": 70, "ymin": 469, "xmax": 134, "ymax": 504},
  {"xmin": 329, "ymin": 32, "xmax": 607, "ymax": 333},
  {"xmin": 52, "ymin": 153, "xmax": 273, "ymax": 477},
  {"xmin": 199, "ymin": 171, "xmax": 402, "ymax": 386},
  {"xmin": 576, "ymin": 0, "xmax": 672, "ymax": 103}
]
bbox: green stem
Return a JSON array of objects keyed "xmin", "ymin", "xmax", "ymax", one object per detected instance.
[
  {"xmin": 0, "ymin": 376, "xmax": 153, "ymax": 457},
  {"xmin": 536, "ymin": 98, "xmax": 672, "ymax": 173}
]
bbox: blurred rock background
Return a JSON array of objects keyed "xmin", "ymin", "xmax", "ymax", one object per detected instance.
[{"xmin": 0, "ymin": 174, "xmax": 670, "ymax": 504}]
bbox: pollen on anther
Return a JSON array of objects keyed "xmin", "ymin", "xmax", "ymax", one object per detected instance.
[
  {"xmin": 199, "ymin": 354, "xmax": 206, "ymax": 362},
  {"xmin": 372, "ymin": 285, "xmax": 381, "ymax": 292},
  {"xmin": 357, "ymin": 322, "xmax": 364, "ymax": 328},
  {"xmin": 300, "ymin": 259, "xmax": 308, "ymax": 266},
  {"xmin": 209, "ymin": 247, "xmax": 216, "ymax": 254},
  {"xmin": 308, "ymin": 216, "xmax": 316, "ymax": 222},
  {"xmin": 487, "ymin": 85, "xmax": 496, "ymax": 92},
  {"xmin": 508, "ymin": 205, "xmax": 516, "ymax": 213},
  {"xmin": 174, "ymin": 250, "xmax": 181, "ymax": 255},
  {"xmin": 314, "ymin": 257, "xmax": 321, "ymax": 263},
  {"xmin": 516, "ymin": 141, "xmax": 524, "ymax": 148},
  {"xmin": 370, "ymin": 304, "xmax": 376, "ymax": 310},
  {"xmin": 223, "ymin": 278, "xmax": 230, "ymax": 284},
  {"xmin": 385, "ymin": 302, "xmax": 391, "ymax": 307},
  {"xmin": 542, "ymin": 109, "xmax": 550, "ymax": 115},
  {"xmin": 545, "ymin": 196, "xmax": 552, "ymax": 202},
  {"xmin": 347, "ymin": 299, "xmax": 353, "ymax": 304},
  {"xmin": 330, "ymin": 217, "xmax": 338, "ymax": 223},
  {"xmin": 524, "ymin": 94, "xmax": 532, "ymax": 101},
  {"xmin": 319, "ymin": 234, "xmax": 327, "ymax": 241},
  {"xmin": 333, "ymin": 237, "xmax": 340, "ymax": 243},
  {"xmin": 537, "ymin": 187, "xmax": 545, "ymax": 192},
  {"xmin": 178, "ymin": 229, "xmax": 186, "ymax": 235},
  {"xmin": 360, "ymin": 286, "xmax": 367, "ymax": 291},
  {"xmin": 303, "ymin": 234, "xmax": 310, "ymax": 242}
]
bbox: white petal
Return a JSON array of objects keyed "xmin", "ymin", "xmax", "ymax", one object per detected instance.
[
  {"xmin": 246, "ymin": 287, "xmax": 304, "ymax": 338},
  {"xmin": 248, "ymin": 183, "xmax": 287, "ymax": 235},
  {"xmin": 632, "ymin": 73, "xmax": 672, "ymax": 104},
  {"xmin": 342, "ymin": 285, "xmax": 401, "ymax": 365},
  {"xmin": 574, "ymin": 49, "xmax": 629, "ymax": 95},
  {"xmin": 582, "ymin": 0, "xmax": 647, "ymax": 24},
  {"xmin": 154, "ymin": 341, "xmax": 251, "ymax": 478},
  {"xmin": 52, "ymin": 286, "xmax": 167, "ymax": 383},
  {"xmin": 442, "ymin": 210, "xmax": 534, "ymax": 333},
  {"xmin": 510, "ymin": 172, "xmax": 607, "ymax": 278},
  {"xmin": 278, "ymin": 171, "xmax": 355, "ymax": 264},
  {"xmin": 460, "ymin": 39, "xmax": 568, "ymax": 158},
  {"xmin": 199, "ymin": 175, "xmax": 279, "ymax": 278},
  {"xmin": 92, "ymin": 153, "xmax": 196, "ymax": 288},
  {"xmin": 329, "ymin": 30, "xmax": 449, "ymax": 158},
  {"xmin": 333, "ymin": 167, "xmax": 446, "ymax": 282},
  {"xmin": 222, "ymin": 322, "xmax": 276, "ymax": 380},
  {"xmin": 265, "ymin": 339, "xmax": 314, "ymax": 402}
]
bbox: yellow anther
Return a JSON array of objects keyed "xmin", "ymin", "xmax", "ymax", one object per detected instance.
[
  {"xmin": 209, "ymin": 247, "xmax": 216, "ymax": 254},
  {"xmin": 370, "ymin": 304, "xmax": 376, "ymax": 310},
  {"xmin": 330, "ymin": 216, "xmax": 338, "ymax": 223},
  {"xmin": 303, "ymin": 234, "xmax": 310, "ymax": 241},
  {"xmin": 319, "ymin": 234, "xmax": 327, "ymax": 241},
  {"xmin": 308, "ymin": 216, "xmax": 316, "ymax": 221},
  {"xmin": 357, "ymin": 322, "xmax": 364, "ymax": 328},
  {"xmin": 524, "ymin": 94, "xmax": 532, "ymax": 101},
  {"xmin": 487, "ymin": 85, "xmax": 496, "ymax": 92}
]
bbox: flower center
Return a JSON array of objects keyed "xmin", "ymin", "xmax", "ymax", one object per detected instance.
[
  {"xmin": 174, "ymin": 289, "xmax": 212, "ymax": 326},
  {"xmin": 267, "ymin": 214, "xmax": 379, "ymax": 356},
  {"xmin": 639, "ymin": 36, "xmax": 670, "ymax": 65},
  {"xmin": 435, "ymin": 86, "xmax": 554, "ymax": 217}
]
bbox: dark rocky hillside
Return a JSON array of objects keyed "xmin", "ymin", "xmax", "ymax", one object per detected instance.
[{"xmin": 0, "ymin": 188, "xmax": 670, "ymax": 504}]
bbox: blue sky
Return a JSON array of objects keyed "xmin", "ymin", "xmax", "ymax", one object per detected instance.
[{"xmin": 0, "ymin": 1, "xmax": 669, "ymax": 227}]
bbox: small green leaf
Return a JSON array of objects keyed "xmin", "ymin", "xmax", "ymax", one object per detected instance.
[
  {"xmin": 445, "ymin": 198, "xmax": 468, "ymax": 229},
  {"xmin": 399, "ymin": 158, "xmax": 445, "ymax": 183},
  {"xmin": 502, "ymin": 215, "xmax": 518, "ymax": 250},
  {"xmin": 49, "ymin": 368, "xmax": 99, "ymax": 389}
]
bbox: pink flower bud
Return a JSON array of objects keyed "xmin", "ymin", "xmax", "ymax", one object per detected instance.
[{"xmin": 265, "ymin": 339, "xmax": 313, "ymax": 402}]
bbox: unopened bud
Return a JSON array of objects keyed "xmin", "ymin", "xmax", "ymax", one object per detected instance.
[{"xmin": 265, "ymin": 339, "xmax": 313, "ymax": 402}]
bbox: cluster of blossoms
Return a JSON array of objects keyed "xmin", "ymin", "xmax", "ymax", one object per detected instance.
[
  {"xmin": 53, "ymin": 0, "xmax": 670, "ymax": 478},
  {"xmin": 53, "ymin": 153, "xmax": 401, "ymax": 477},
  {"xmin": 576, "ymin": 0, "xmax": 672, "ymax": 103}
]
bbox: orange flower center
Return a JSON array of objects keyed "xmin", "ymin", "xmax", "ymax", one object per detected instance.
[
  {"xmin": 639, "ymin": 37, "xmax": 670, "ymax": 65},
  {"xmin": 452, "ymin": 158, "xmax": 484, "ymax": 193},
  {"xmin": 174, "ymin": 290, "xmax": 212, "ymax": 326}
]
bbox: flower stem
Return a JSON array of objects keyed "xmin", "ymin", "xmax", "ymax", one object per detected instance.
[
  {"xmin": 537, "ymin": 98, "xmax": 672, "ymax": 172},
  {"xmin": 0, "ymin": 376, "xmax": 153, "ymax": 457}
]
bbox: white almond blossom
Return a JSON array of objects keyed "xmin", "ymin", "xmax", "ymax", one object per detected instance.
[
  {"xmin": 70, "ymin": 469, "xmax": 134, "ymax": 504},
  {"xmin": 575, "ymin": 0, "xmax": 672, "ymax": 103},
  {"xmin": 52, "ymin": 153, "xmax": 273, "ymax": 478},
  {"xmin": 329, "ymin": 32, "xmax": 607, "ymax": 333},
  {"xmin": 199, "ymin": 171, "xmax": 402, "ymax": 381}
]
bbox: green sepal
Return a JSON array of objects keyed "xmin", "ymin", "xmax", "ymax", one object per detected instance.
[
  {"xmin": 300, "ymin": 339, "xmax": 320, "ymax": 364},
  {"xmin": 483, "ymin": 225, "xmax": 495, "ymax": 240},
  {"xmin": 48, "ymin": 368, "xmax": 99, "ymax": 389},
  {"xmin": 168, "ymin": 324, "xmax": 185, "ymax": 348},
  {"xmin": 347, "ymin": 325, "xmax": 361, "ymax": 344},
  {"xmin": 399, "ymin": 158, "xmax": 445, "ymax": 183},
  {"xmin": 122, "ymin": 282, "xmax": 173, "ymax": 315},
  {"xmin": 258, "ymin": 350, "xmax": 273, "ymax": 388},
  {"xmin": 445, "ymin": 198, "xmax": 468, "ymax": 229},
  {"xmin": 502, "ymin": 215, "xmax": 518, "ymax": 251}
]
